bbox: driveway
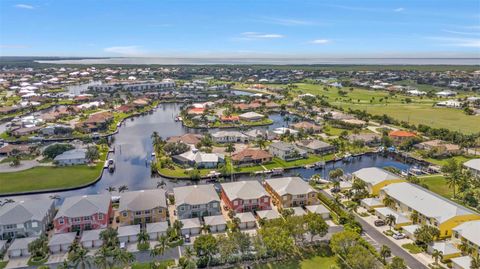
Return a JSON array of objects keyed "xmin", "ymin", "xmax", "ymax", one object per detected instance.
[
  {"xmin": 0, "ymin": 159, "xmax": 52, "ymax": 173},
  {"xmin": 4, "ymin": 257, "xmax": 30, "ymax": 269}
]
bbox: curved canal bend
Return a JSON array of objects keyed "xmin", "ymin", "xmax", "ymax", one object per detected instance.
[{"xmin": 4, "ymin": 102, "xmax": 414, "ymax": 202}]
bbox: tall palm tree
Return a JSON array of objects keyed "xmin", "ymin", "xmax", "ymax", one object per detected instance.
[
  {"xmin": 385, "ymin": 214, "xmax": 396, "ymax": 231},
  {"xmin": 445, "ymin": 170, "xmax": 461, "ymax": 199},
  {"xmin": 471, "ymin": 253, "xmax": 480, "ymax": 269},
  {"xmin": 458, "ymin": 240, "xmax": 473, "ymax": 255},
  {"xmin": 410, "ymin": 210, "xmax": 419, "ymax": 224},
  {"xmin": 100, "ymin": 227, "xmax": 119, "ymax": 249},
  {"xmin": 106, "ymin": 186, "xmax": 116, "ymax": 194},
  {"xmin": 201, "ymin": 224, "xmax": 211, "ymax": 234},
  {"xmin": 255, "ymin": 137, "xmax": 267, "ymax": 150},
  {"xmin": 380, "ymin": 245, "xmax": 391, "ymax": 264},
  {"xmin": 151, "ymin": 235, "xmax": 169, "ymax": 258},
  {"xmin": 431, "ymin": 249, "xmax": 443, "ymax": 265},
  {"xmin": 70, "ymin": 247, "xmax": 93, "ymax": 269}
]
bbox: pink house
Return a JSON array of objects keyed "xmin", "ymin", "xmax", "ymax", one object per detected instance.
[
  {"xmin": 220, "ymin": 181, "xmax": 271, "ymax": 213},
  {"xmin": 54, "ymin": 194, "xmax": 112, "ymax": 234}
]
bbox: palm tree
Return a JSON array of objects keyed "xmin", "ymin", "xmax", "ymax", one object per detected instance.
[
  {"xmin": 137, "ymin": 230, "xmax": 150, "ymax": 245},
  {"xmin": 471, "ymin": 253, "xmax": 480, "ymax": 269},
  {"xmin": 100, "ymin": 227, "xmax": 119, "ymax": 248},
  {"xmin": 57, "ymin": 260, "xmax": 71, "ymax": 269},
  {"xmin": 182, "ymin": 246, "xmax": 196, "ymax": 268},
  {"xmin": 445, "ymin": 170, "xmax": 461, "ymax": 198},
  {"xmin": 431, "ymin": 249, "xmax": 443, "ymax": 265},
  {"xmin": 201, "ymin": 224, "xmax": 211, "ymax": 234},
  {"xmin": 255, "ymin": 137, "xmax": 267, "ymax": 150},
  {"xmin": 380, "ymin": 245, "xmax": 392, "ymax": 264},
  {"xmin": 94, "ymin": 246, "xmax": 112, "ymax": 269},
  {"xmin": 383, "ymin": 196, "xmax": 395, "ymax": 209},
  {"xmin": 458, "ymin": 240, "xmax": 473, "ymax": 255},
  {"xmin": 410, "ymin": 210, "xmax": 419, "ymax": 224},
  {"xmin": 118, "ymin": 185, "xmax": 128, "ymax": 193},
  {"xmin": 156, "ymin": 180, "xmax": 166, "ymax": 189},
  {"xmin": 70, "ymin": 247, "xmax": 93, "ymax": 269},
  {"xmin": 113, "ymin": 248, "xmax": 135, "ymax": 268},
  {"xmin": 151, "ymin": 235, "xmax": 169, "ymax": 258},
  {"xmin": 385, "ymin": 214, "xmax": 396, "ymax": 231}
]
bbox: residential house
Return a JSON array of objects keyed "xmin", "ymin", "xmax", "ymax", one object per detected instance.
[
  {"xmin": 231, "ymin": 148, "xmax": 273, "ymax": 166},
  {"xmin": 427, "ymin": 242, "xmax": 462, "ymax": 261},
  {"xmin": 220, "ymin": 115, "xmax": 240, "ymax": 123},
  {"xmin": 265, "ymin": 177, "xmax": 318, "ymax": 208},
  {"xmin": 352, "ymin": 167, "xmax": 406, "ymax": 195},
  {"xmin": 146, "ymin": 222, "xmax": 169, "ymax": 240},
  {"xmin": 379, "ymin": 182, "xmax": 480, "ymax": 238},
  {"xmin": 7, "ymin": 237, "xmax": 37, "ymax": 257},
  {"xmin": 305, "ymin": 205, "xmax": 330, "ymax": 219},
  {"xmin": 414, "ymin": 140, "xmax": 462, "ymax": 156},
  {"xmin": 243, "ymin": 129, "xmax": 276, "ymax": 141},
  {"xmin": 464, "ymin": 159, "xmax": 480, "ymax": 178},
  {"xmin": 256, "ymin": 209, "xmax": 281, "ymax": 221},
  {"xmin": 388, "ymin": 130, "xmax": 417, "ymax": 144},
  {"xmin": 48, "ymin": 232, "xmax": 77, "ymax": 253},
  {"xmin": 118, "ymin": 189, "xmax": 167, "ymax": 227},
  {"xmin": 54, "ymin": 194, "xmax": 112, "ymax": 233},
  {"xmin": 173, "ymin": 150, "xmax": 225, "ymax": 169},
  {"xmin": 452, "ymin": 220, "xmax": 480, "ymax": 254},
  {"xmin": 54, "ymin": 149, "xmax": 87, "ymax": 165},
  {"xmin": 180, "ymin": 218, "xmax": 201, "ymax": 236},
  {"xmin": 268, "ymin": 141, "xmax": 307, "ymax": 161},
  {"xmin": 76, "ymin": 111, "xmax": 113, "ymax": 133},
  {"xmin": 211, "ymin": 131, "xmax": 249, "ymax": 143},
  {"xmin": 221, "ymin": 181, "xmax": 271, "ymax": 213},
  {"xmin": 118, "ymin": 225, "xmax": 140, "ymax": 243},
  {"xmin": 0, "ymin": 199, "xmax": 55, "ymax": 240},
  {"xmin": 239, "ymin": 112, "xmax": 265, "ymax": 121},
  {"xmin": 347, "ymin": 133, "xmax": 382, "ymax": 147},
  {"xmin": 203, "ymin": 215, "xmax": 227, "ymax": 233},
  {"xmin": 451, "ymin": 256, "xmax": 473, "ymax": 269},
  {"xmin": 291, "ymin": 121, "xmax": 322, "ymax": 133},
  {"xmin": 295, "ymin": 139, "xmax": 335, "ymax": 155},
  {"xmin": 236, "ymin": 212, "xmax": 257, "ymax": 229},
  {"xmin": 166, "ymin": 133, "xmax": 202, "ymax": 146},
  {"xmin": 80, "ymin": 229, "xmax": 105, "ymax": 249},
  {"xmin": 0, "ymin": 144, "xmax": 33, "ymax": 157},
  {"xmin": 173, "ymin": 184, "xmax": 221, "ymax": 219}
]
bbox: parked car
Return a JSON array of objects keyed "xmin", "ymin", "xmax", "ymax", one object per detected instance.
[
  {"xmin": 393, "ymin": 232, "xmax": 406, "ymax": 240},
  {"xmin": 374, "ymin": 219, "xmax": 385, "ymax": 226},
  {"xmin": 184, "ymin": 234, "xmax": 191, "ymax": 243}
]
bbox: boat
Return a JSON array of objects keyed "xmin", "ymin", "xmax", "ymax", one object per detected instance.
[
  {"xmin": 314, "ymin": 161, "xmax": 326, "ymax": 169},
  {"xmin": 304, "ymin": 164, "xmax": 315, "ymax": 169},
  {"xmin": 107, "ymin": 159, "xmax": 115, "ymax": 172},
  {"xmin": 175, "ymin": 116, "xmax": 183, "ymax": 122},
  {"xmin": 343, "ymin": 153, "xmax": 353, "ymax": 162},
  {"xmin": 271, "ymin": 168, "xmax": 284, "ymax": 175}
]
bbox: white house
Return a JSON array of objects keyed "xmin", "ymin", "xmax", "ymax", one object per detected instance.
[
  {"xmin": 239, "ymin": 112, "xmax": 265, "ymax": 121},
  {"xmin": 211, "ymin": 131, "xmax": 249, "ymax": 143},
  {"xmin": 464, "ymin": 159, "xmax": 480, "ymax": 178},
  {"xmin": 54, "ymin": 149, "xmax": 87, "ymax": 166}
]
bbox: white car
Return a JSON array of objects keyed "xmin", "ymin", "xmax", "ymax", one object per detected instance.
[{"xmin": 393, "ymin": 233, "xmax": 406, "ymax": 240}]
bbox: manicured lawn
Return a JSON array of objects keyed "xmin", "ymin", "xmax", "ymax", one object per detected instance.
[
  {"xmin": 402, "ymin": 243, "xmax": 424, "ymax": 254},
  {"xmin": 251, "ymin": 256, "xmax": 338, "ymax": 269},
  {"xmin": 0, "ymin": 261, "xmax": 8, "ymax": 269},
  {"xmin": 421, "ymin": 155, "xmax": 475, "ymax": 167},
  {"xmin": 419, "ymin": 175, "xmax": 454, "ymax": 199},
  {"xmin": 0, "ymin": 148, "xmax": 107, "ymax": 195}
]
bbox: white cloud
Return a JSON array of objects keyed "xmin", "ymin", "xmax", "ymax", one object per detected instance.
[
  {"xmin": 310, "ymin": 39, "xmax": 330, "ymax": 44},
  {"xmin": 394, "ymin": 8, "xmax": 405, "ymax": 12},
  {"xmin": 15, "ymin": 4, "xmax": 34, "ymax": 9},
  {"xmin": 442, "ymin": 29, "xmax": 480, "ymax": 36},
  {"xmin": 104, "ymin": 46, "xmax": 145, "ymax": 56},
  {"xmin": 239, "ymin": 32, "xmax": 285, "ymax": 40},
  {"xmin": 429, "ymin": 37, "xmax": 480, "ymax": 48}
]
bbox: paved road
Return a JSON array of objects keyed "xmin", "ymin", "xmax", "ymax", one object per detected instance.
[{"xmin": 319, "ymin": 190, "xmax": 427, "ymax": 269}]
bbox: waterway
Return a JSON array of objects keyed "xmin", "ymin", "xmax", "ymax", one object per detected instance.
[{"xmin": 3, "ymin": 102, "xmax": 415, "ymax": 202}]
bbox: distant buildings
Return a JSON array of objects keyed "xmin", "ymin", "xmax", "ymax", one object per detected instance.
[
  {"xmin": 231, "ymin": 148, "xmax": 273, "ymax": 166},
  {"xmin": 268, "ymin": 141, "xmax": 307, "ymax": 161}
]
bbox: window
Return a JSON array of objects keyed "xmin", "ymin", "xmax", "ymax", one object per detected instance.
[
  {"xmin": 135, "ymin": 211, "xmax": 142, "ymax": 216},
  {"xmin": 233, "ymin": 200, "xmax": 238, "ymax": 206},
  {"xmin": 192, "ymin": 205, "xmax": 199, "ymax": 209},
  {"xmin": 212, "ymin": 203, "xmax": 218, "ymax": 208},
  {"xmin": 283, "ymin": 196, "xmax": 288, "ymax": 201},
  {"xmin": 74, "ymin": 218, "xmax": 81, "ymax": 223},
  {"xmin": 122, "ymin": 212, "xmax": 128, "ymax": 217},
  {"xmin": 58, "ymin": 218, "xmax": 64, "ymax": 225},
  {"xmin": 84, "ymin": 216, "xmax": 91, "ymax": 221},
  {"xmin": 144, "ymin": 210, "xmax": 151, "ymax": 215},
  {"xmin": 98, "ymin": 213, "xmax": 104, "ymax": 220},
  {"xmin": 31, "ymin": 222, "xmax": 38, "ymax": 228},
  {"xmin": 263, "ymin": 197, "xmax": 269, "ymax": 203},
  {"xmin": 5, "ymin": 224, "xmax": 15, "ymax": 230}
]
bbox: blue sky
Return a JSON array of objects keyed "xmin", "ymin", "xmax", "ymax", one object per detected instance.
[{"xmin": 0, "ymin": 0, "xmax": 479, "ymax": 57}]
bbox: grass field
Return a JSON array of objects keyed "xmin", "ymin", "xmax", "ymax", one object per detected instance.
[
  {"xmin": 289, "ymin": 83, "xmax": 479, "ymax": 133},
  {"xmin": 0, "ymin": 148, "xmax": 107, "ymax": 195},
  {"xmin": 419, "ymin": 175, "xmax": 453, "ymax": 199},
  {"xmin": 251, "ymin": 256, "xmax": 338, "ymax": 269}
]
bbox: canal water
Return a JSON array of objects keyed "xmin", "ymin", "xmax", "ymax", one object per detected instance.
[{"xmin": 4, "ymin": 102, "xmax": 413, "ymax": 202}]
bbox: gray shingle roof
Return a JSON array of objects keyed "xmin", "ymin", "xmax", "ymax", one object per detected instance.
[
  {"xmin": 9, "ymin": 237, "xmax": 38, "ymax": 250},
  {"xmin": 221, "ymin": 180, "xmax": 269, "ymax": 200},
  {"xmin": 56, "ymin": 194, "xmax": 110, "ymax": 218},
  {"xmin": 266, "ymin": 177, "xmax": 316, "ymax": 196},
  {"xmin": 173, "ymin": 184, "xmax": 219, "ymax": 206},
  {"xmin": 118, "ymin": 189, "xmax": 167, "ymax": 212},
  {"xmin": 53, "ymin": 149, "xmax": 86, "ymax": 161},
  {"xmin": 118, "ymin": 225, "xmax": 140, "ymax": 237},
  {"xmin": 181, "ymin": 218, "xmax": 201, "ymax": 229},
  {"xmin": 48, "ymin": 232, "xmax": 76, "ymax": 246},
  {"xmin": 256, "ymin": 209, "xmax": 281, "ymax": 220},
  {"xmin": 80, "ymin": 229, "xmax": 105, "ymax": 242},
  {"xmin": 146, "ymin": 222, "xmax": 169, "ymax": 234},
  {"xmin": 0, "ymin": 199, "xmax": 53, "ymax": 225},
  {"xmin": 236, "ymin": 212, "xmax": 256, "ymax": 223},
  {"xmin": 203, "ymin": 215, "xmax": 226, "ymax": 226}
]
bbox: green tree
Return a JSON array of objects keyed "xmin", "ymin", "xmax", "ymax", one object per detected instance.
[
  {"xmin": 382, "ymin": 196, "xmax": 395, "ymax": 209},
  {"xmin": 113, "ymin": 248, "xmax": 135, "ymax": 268},
  {"xmin": 304, "ymin": 212, "xmax": 329, "ymax": 242},
  {"xmin": 380, "ymin": 245, "xmax": 392, "ymax": 264},
  {"xmin": 414, "ymin": 225, "xmax": 440, "ymax": 247},
  {"xmin": 137, "ymin": 230, "xmax": 150, "ymax": 245},
  {"xmin": 70, "ymin": 247, "xmax": 93, "ymax": 269},
  {"xmin": 387, "ymin": 257, "xmax": 408, "ymax": 269},
  {"xmin": 259, "ymin": 226, "xmax": 295, "ymax": 258},
  {"xmin": 193, "ymin": 234, "xmax": 218, "ymax": 267},
  {"xmin": 94, "ymin": 246, "xmax": 113, "ymax": 269},
  {"xmin": 431, "ymin": 249, "xmax": 443, "ymax": 265},
  {"xmin": 28, "ymin": 235, "xmax": 48, "ymax": 259},
  {"xmin": 385, "ymin": 214, "xmax": 396, "ymax": 231}
]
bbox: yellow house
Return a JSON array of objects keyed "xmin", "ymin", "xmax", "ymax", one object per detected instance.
[
  {"xmin": 451, "ymin": 220, "xmax": 480, "ymax": 254},
  {"xmin": 353, "ymin": 167, "xmax": 406, "ymax": 196},
  {"xmin": 380, "ymin": 182, "xmax": 480, "ymax": 238},
  {"xmin": 265, "ymin": 177, "xmax": 318, "ymax": 209},
  {"xmin": 118, "ymin": 189, "xmax": 168, "ymax": 227}
]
